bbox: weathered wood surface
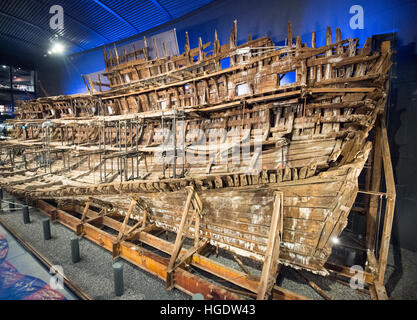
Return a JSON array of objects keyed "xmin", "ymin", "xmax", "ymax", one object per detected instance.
[{"xmin": 0, "ymin": 22, "xmax": 392, "ymax": 279}]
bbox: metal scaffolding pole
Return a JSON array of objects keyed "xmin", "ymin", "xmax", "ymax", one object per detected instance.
[
  {"xmin": 124, "ymin": 121, "xmax": 128, "ymax": 181},
  {"xmin": 136, "ymin": 118, "xmax": 139, "ymax": 179},
  {"xmin": 162, "ymin": 110, "xmax": 165, "ymax": 178},
  {"xmin": 182, "ymin": 105, "xmax": 185, "ymax": 177},
  {"xmin": 118, "ymin": 120, "xmax": 122, "ymax": 182},
  {"xmin": 99, "ymin": 125, "xmax": 102, "ymax": 182},
  {"xmin": 130, "ymin": 120, "xmax": 134, "ymax": 179},
  {"xmin": 103, "ymin": 123, "xmax": 107, "ymax": 182},
  {"xmin": 173, "ymin": 109, "xmax": 177, "ymax": 179}
]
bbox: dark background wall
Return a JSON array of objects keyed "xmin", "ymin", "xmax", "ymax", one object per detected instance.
[{"xmin": 36, "ymin": 0, "xmax": 417, "ymax": 251}]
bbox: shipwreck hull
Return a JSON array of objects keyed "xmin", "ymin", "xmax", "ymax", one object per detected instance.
[
  {"xmin": 0, "ymin": 21, "xmax": 393, "ymax": 284},
  {"xmin": 112, "ymin": 143, "xmax": 367, "ymax": 275},
  {"xmin": 0, "ymin": 141, "xmax": 367, "ymax": 275},
  {"xmin": 110, "ymin": 165, "xmax": 361, "ymax": 275}
]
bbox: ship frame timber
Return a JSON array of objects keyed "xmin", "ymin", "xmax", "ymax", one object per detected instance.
[
  {"xmin": 2, "ymin": 114, "xmax": 394, "ymax": 300},
  {"xmin": 0, "ymin": 21, "xmax": 396, "ymax": 299}
]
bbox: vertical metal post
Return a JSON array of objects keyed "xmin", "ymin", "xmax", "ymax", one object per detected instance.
[
  {"xmin": 118, "ymin": 120, "xmax": 122, "ymax": 182},
  {"xmin": 124, "ymin": 123, "xmax": 128, "ymax": 180},
  {"xmin": 117, "ymin": 157, "xmax": 120, "ymax": 180},
  {"xmin": 173, "ymin": 110, "xmax": 177, "ymax": 178},
  {"xmin": 124, "ymin": 120, "xmax": 127, "ymax": 154},
  {"xmin": 130, "ymin": 120, "xmax": 133, "ymax": 179},
  {"xmin": 113, "ymin": 262, "xmax": 124, "ymax": 296},
  {"xmin": 136, "ymin": 119, "xmax": 139, "ymax": 151},
  {"xmin": 120, "ymin": 156, "xmax": 123, "ymax": 182},
  {"xmin": 71, "ymin": 237, "xmax": 81, "ymax": 263},
  {"xmin": 99, "ymin": 126, "xmax": 102, "ymax": 182},
  {"xmin": 110, "ymin": 126, "xmax": 113, "ymax": 148},
  {"xmin": 43, "ymin": 151, "xmax": 46, "ymax": 173},
  {"xmin": 130, "ymin": 120, "xmax": 133, "ymax": 149},
  {"xmin": 42, "ymin": 218, "xmax": 51, "ymax": 240},
  {"xmin": 22, "ymin": 205, "xmax": 30, "ymax": 224},
  {"xmin": 182, "ymin": 106, "xmax": 185, "ymax": 177},
  {"xmin": 103, "ymin": 124, "xmax": 107, "ymax": 182},
  {"xmin": 136, "ymin": 119, "xmax": 139, "ymax": 179},
  {"xmin": 162, "ymin": 110, "xmax": 165, "ymax": 178},
  {"xmin": 122, "ymin": 156, "xmax": 128, "ymax": 181},
  {"xmin": 48, "ymin": 126, "xmax": 51, "ymax": 173}
]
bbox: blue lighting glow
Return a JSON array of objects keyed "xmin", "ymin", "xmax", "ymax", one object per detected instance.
[{"xmin": 58, "ymin": 0, "xmax": 415, "ymax": 96}]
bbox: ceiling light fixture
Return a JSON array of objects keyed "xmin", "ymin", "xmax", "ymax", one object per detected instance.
[{"xmin": 49, "ymin": 42, "xmax": 65, "ymax": 55}]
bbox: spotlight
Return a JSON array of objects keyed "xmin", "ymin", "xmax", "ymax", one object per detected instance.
[
  {"xmin": 1, "ymin": 65, "xmax": 6, "ymax": 69},
  {"xmin": 332, "ymin": 237, "xmax": 339, "ymax": 245},
  {"xmin": 50, "ymin": 42, "xmax": 65, "ymax": 55}
]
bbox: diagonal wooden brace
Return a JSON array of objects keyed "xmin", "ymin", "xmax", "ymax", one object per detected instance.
[
  {"xmin": 170, "ymin": 239, "xmax": 208, "ymax": 272},
  {"xmin": 166, "ymin": 186, "xmax": 204, "ymax": 289},
  {"xmin": 112, "ymin": 199, "xmax": 137, "ymax": 258},
  {"xmin": 257, "ymin": 191, "xmax": 283, "ymax": 300},
  {"xmin": 123, "ymin": 205, "xmax": 148, "ymax": 240},
  {"xmin": 84, "ymin": 207, "xmax": 111, "ymax": 225},
  {"xmin": 76, "ymin": 199, "xmax": 92, "ymax": 236},
  {"xmin": 81, "ymin": 199, "xmax": 91, "ymax": 222},
  {"xmin": 116, "ymin": 199, "xmax": 137, "ymax": 242}
]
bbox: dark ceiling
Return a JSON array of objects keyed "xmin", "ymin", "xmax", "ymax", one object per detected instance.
[{"xmin": 0, "ymin": 0, "xmax": 214, "ymax": 60}]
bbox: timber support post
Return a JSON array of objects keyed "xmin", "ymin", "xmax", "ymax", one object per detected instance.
[
  {"xmin": 166, "ymin": 185, "xmax": 204, "ymax": 290},
  {"xmin": 257, "ymin": 191, "xmax": 283, "ymax": 300},
  {"xmin": 0, "ymin": 23, "xmax": 397, "ymax": 302},
  {"xmin": 363, "ymin": 116, "xmax": 396, "ymax": 300},
  {"xmin": 76, "ymin": 199, "xmax": 91, "ymax": 236},
  {"xmin": 366, "ymin": 115, "xmax": 383, "ymax": 251},
  {"xmin": 376, "ymin": 117, "xmax": 396, "ymax": 288},
  {"xmin": 112, "ymin": 199, "xmax": 137, "ymax": 259}
]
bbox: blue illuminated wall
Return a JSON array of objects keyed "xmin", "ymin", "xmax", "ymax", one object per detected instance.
[
  {"xmin": 38, "ymin": 48, "xmax": 106, "ymax": 96},
  {"xmin": 37, "ymin": 0, "xmax": 417, "ymax": 255}
]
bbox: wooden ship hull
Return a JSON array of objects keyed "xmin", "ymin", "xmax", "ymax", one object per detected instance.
[{"xmin": 0, "ymin": 22, "xmax": 392, "ymax": 293}]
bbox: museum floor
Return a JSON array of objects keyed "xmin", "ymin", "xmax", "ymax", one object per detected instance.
[{"xmin": 0, "ymin": 191, "xmax": 415, "ymax": 300}]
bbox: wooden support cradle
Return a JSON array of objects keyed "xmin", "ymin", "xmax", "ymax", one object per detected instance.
[
  {"xmin": 166, "ymin": 185, "xmax": 205, "ymax": 289},
  {"xmin": 165, "ymin": 188, "xmax": 284, "ymax": 299}
]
